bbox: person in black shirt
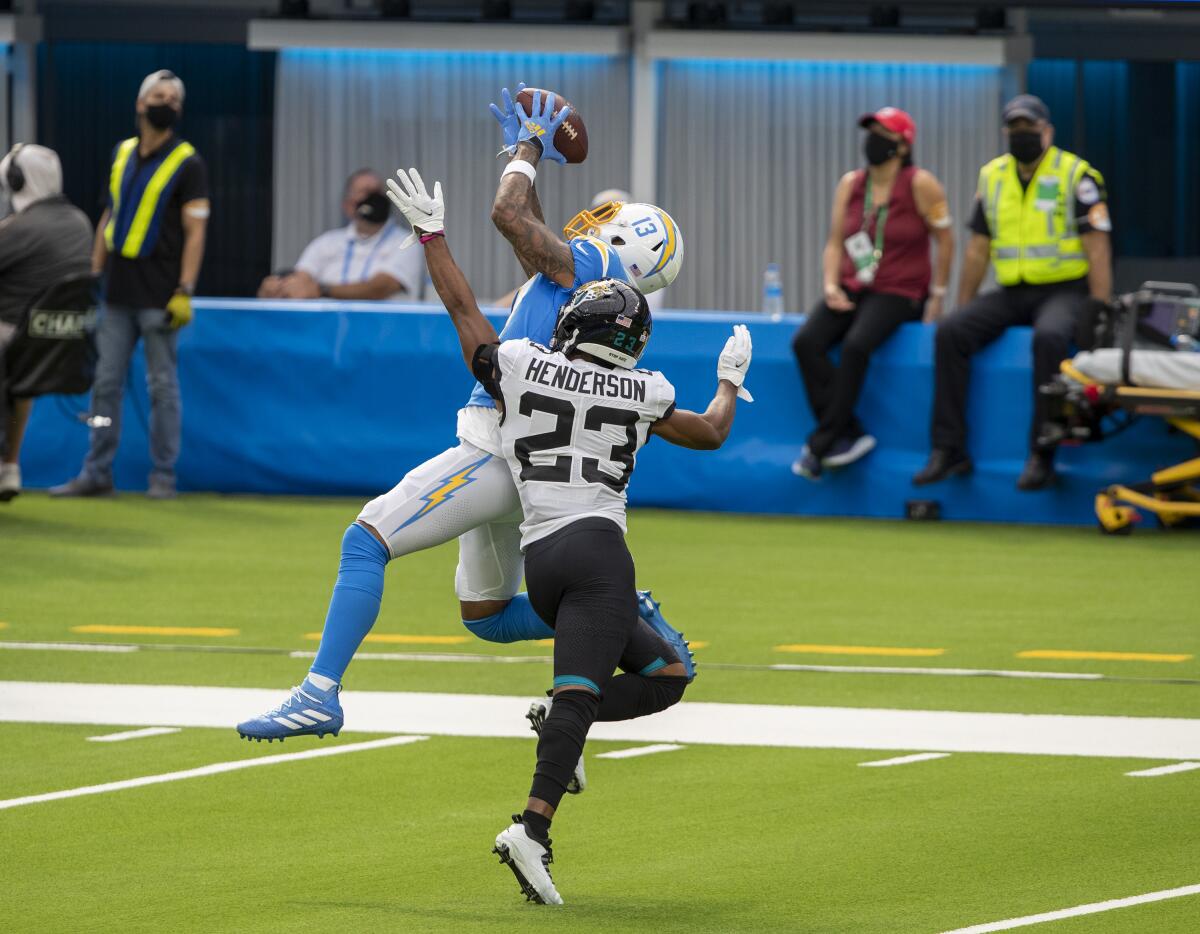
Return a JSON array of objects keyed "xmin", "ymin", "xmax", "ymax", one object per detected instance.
[
  {"xmin": 0, "ymin": 145, "xmax": 93, "ymax": 501},
  {"xmin": 51, "ymin": 69, "xmax": 209, "ymax": 500}
]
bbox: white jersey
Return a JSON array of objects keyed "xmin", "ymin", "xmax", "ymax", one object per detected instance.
[{"xmin": 476, "ymin": 338, "xmax": 676, "ymax": 547}]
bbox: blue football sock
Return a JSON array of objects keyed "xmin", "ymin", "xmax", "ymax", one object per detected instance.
[
  {"xmin": 309, "ymin": 524, "xmax": 390, "ymax": 682},
  {"xmin": 462, "ymin": 592, "xmax": 554, "ymax": 643}
]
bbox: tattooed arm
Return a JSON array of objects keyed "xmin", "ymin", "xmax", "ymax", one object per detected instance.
[{"xmin": 490, "ymin": 141, "xmax": 575, "ymax": 288}]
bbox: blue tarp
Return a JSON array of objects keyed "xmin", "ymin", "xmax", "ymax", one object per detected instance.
[{"xmin": 19, "ymin": 299, "xmax": 1194, "ymax": 525}]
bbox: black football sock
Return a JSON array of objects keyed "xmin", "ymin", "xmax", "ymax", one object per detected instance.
[
  {"xmin": 528, "ymin": 689, "xmax": 599, "ymax": 810},
  {"xmin": 596, "ymin": 673, "xmax": 688, "ymax": 722},
  {"xmin": 521, "ymin": 809, "xmax": 552, "ymax": 842}
]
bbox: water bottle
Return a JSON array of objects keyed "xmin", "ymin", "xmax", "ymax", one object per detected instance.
[{"xmin": 762, "ymin": 263, "xmax": 784, "ymax": 321}]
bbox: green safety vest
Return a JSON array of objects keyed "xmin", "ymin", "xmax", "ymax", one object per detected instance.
[
  {"xmin": 103, "ymin": 136, "xmax": 197, "ymax": 259},
  {"xmin": 978, "ymin": 146, "xmax": 1098, "ymax": 286}
]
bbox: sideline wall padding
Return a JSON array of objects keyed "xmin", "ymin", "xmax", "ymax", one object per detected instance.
[{"xmin": 20, "ymin": 299, "xmax": 1192, "ymax": 525}]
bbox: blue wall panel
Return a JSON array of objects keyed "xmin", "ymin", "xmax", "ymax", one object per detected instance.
[{"xmin": 19, "ymin": 300, "xmax": 1193, "ymax": 526}]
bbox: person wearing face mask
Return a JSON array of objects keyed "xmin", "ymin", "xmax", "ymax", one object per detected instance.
[
  {"xmin": 913, "ymin": 94, "xmax": 1112, "ymax": 491},
  {"xmin": 0, "ymin": 145, "xmax": 93, "ymax": 502},
  {"xmin": 257, "ymin": 168, "xmax": 422, "ymax": 301},
  {"xmin": 50, "ymin": 69, "xmax": 209, "ymax": 501},
  {"xmin": 791, "ymin": 107, "xmax": 954, "ymax": 480}
]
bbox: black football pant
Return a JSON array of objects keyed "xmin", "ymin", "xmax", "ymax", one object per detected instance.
[
  {"xmin": 523, "ymin": 517, "xmax": 686, "ymax": 809},
  {"xmin": 931, "ymin": 280, "xmax": 1091, "ymax": 456},
  {"xmin": 792, "ymin": 290, "xmax": 922, "ymax": 458}
]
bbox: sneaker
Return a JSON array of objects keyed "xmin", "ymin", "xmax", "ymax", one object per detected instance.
[
  {"xmin": 1016, "ymin": 451, "xmax": 1056, "ymax": 491},
  {"xmin": 493, "ymin": 816, "xmax": 563, "ymax": 906},
  {"xmin": 791, "ymin": 446, "xmax": 822, "ymax": 480},
  {"xmin": 823, "ymin": 434, "xmax": 876, "ymax": 468},
  {"xmin": 0, "ymin": 463, "xmax": 20, "ymax": 503},
  {"xmin": 48, "ymin": 475, "xmax": 115, "ymax": 498},
  {"xmin": 637, "ymin": 590, "xmax": 696, "ymax": 681},
  {"xmin": 236, "ymin": 678, "xmax": 343, "ymax": 742},
  {"xmin": 147, "ymin": 475, "xmax": 177, "ymax": 500},
  {"xmin": 912, "ymin": 449, "xmax": 973, "ymax": 486},
  {"xmin": 527, "ymin": 698, "xmax": 586, "ymax": 794}
]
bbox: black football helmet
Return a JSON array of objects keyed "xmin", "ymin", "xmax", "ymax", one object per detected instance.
[{"xmin": 550, "ymin": 278, "xmax": 652, "ymax": 369}]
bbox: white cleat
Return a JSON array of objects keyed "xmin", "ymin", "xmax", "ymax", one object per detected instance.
[
  {"xmin": 526, "ymin": 698, "xmax": 586, "ymax": 794},
  {"xmin": 493, "ymin": 818, "xmax": 563, "ymax": 906}
]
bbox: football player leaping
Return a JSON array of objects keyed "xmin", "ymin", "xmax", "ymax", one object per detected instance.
[
  {"xmin": 235, "ymin": 88, "xmax": 688, "ymax": 761},
  {"xmin": 388, "ymin": 166, "xmax": 751, "ymax": 905},
  {"xmin": 391, "ymin": 165, "xmax": 748, "ymax": 902}
]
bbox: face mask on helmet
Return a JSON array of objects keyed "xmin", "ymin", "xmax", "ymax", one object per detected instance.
[
  {"xmin": 562, "ymin": 202, "xmax": 684, "ymax": 295},
  {"xmin": 551, "ymin": 278, "xmax": 652, "ymax": 370}
]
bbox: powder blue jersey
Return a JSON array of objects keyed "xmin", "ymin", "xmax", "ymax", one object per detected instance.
[{"xmin": 465, "ymin": 236, "xmax": 628, "ymax": 409}]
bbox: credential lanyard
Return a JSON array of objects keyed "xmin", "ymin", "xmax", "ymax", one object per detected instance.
[
  {"xmin": 342, "ymin": 224, "xmax": 396, "ymax": 284},
  {"xmin": 862, "ymin": 176, "xmax": 889, "ymax": 263}
]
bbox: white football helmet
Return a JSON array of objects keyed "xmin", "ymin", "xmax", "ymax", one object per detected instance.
[{"xmin": 563, "ymin": 201, "xmax": 683, "ymax": 294}]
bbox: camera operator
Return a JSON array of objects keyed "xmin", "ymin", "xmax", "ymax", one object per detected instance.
[{"xmin": 0, "ymin": 145, "xmax": 92, "ymax": 502}]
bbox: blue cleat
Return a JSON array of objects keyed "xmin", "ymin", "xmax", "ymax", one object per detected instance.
[
  {"xmin": 236, "ymin": 679, "xmax": 344, "ymax": 742},
  {"xmin": 637, "ymin": 590, "xmax": 696, "ymax": 681}
]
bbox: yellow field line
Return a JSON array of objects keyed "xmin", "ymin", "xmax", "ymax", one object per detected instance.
[
  {"xmin": 303, "ymin": 632, "xmax": 470, "ymax": 645},
  {"xmin": 774, "ymin": 644, "xmax": 945, "ymax": 658},
  {"xmin": 689, "ymin": 641, "xmax": 710, "ymax": 650},
  {"xmin": 1018, "ymin": 649, "xmax": 1193, "ymax": 663},
  {"xmin": 0, "ymin": 622, "xmax": 8, "ymax": 630},
  {"xmin": 71, "ymin": 624, "xmax": 240, "ymax": 637}
]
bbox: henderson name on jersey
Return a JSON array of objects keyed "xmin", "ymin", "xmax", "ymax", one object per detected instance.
[{"xmin": 474, "ymin": 336, "xmax": 675, "ymax": 547}]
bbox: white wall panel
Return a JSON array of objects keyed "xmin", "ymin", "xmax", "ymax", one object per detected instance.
[
  {"xmin": 657, "ymin": 61, "xmax": 1004, "ymax": 311},
  {"xmin": 273, "ymin": 50, "xmax": 631, "ymax": 300}
]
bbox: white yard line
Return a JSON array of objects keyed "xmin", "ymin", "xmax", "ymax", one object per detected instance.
[
  {"xmin": 595, "ymin": 743, "xmax": 685, "ymax": 759},
  {"xmin": 938, "ymin": 883, "xmax": 1200, "ymax": 933},
  {"xmin": 859, "ymin": 752, "xmax": 951, "ymax": 768},
  {"xmin": 1125, "ymin": 761, "xmax": 1200, "ymax": 778},
  {"xmin": 86, "ymin": 727, "xmax": 181, "ymax": 743},
  {"xmin": 3, "ymin": 681, "xmax": 1200, "ymax": 760},
  {"xmin": 8, "ymin": 640, "xmax": 1193, "ymax": 685},
  {"xmin": 769, "ymin": 664, "xmax": 1104, "ymax": 682},
  {"xmin": 0, "ymin": 735, "xmax": 428, "ymax": 811},
  {"xmin": 0, "ymin": 641, "xmax": 139, "ymax": 653}
]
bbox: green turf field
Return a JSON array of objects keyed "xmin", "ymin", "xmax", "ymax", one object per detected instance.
[{"xmin": 2, "ymin": 494, "xmax": 1199, "ymax": 932}]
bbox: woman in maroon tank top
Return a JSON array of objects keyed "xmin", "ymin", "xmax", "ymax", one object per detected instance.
[{"xmin": 791, "ymin": 107, "xmax": 955, "ymax": 480}]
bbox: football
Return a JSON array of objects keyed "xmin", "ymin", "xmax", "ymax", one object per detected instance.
[{"xmin": 514, "ymin": 87, "xmax": 588, "ymax": 164}]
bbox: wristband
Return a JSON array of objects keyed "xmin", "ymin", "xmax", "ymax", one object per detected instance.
[
  {"xmin": 502, "ymin": 160, "xmax": 537, "ymax": 184},
  {"xmin": 930, "ymin": 285, "xmax": 948, "ymax": 297},
  {"xmin": 419, "ymin": 231, "xmax": 445, "ymax": 244}
]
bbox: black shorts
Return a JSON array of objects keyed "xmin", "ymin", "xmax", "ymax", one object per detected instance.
[{"xmin": 524, "ymin": 517, "xmax": 680, "ymax": 694}]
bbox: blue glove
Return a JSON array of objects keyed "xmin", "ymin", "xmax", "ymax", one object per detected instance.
[
  {"xmin": 515, "ymin": 89, "xmax": 572, "ymax": 165},
  {"xmin": 488, "ymin": 82, "xmax": 527, "ymax": 156}
]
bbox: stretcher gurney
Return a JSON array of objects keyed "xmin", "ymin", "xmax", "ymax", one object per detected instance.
[{"xmin": 1039, "ymin": 282, "xmax": 1200, "ymax": 534}]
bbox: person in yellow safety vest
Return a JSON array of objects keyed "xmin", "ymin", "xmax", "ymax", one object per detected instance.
[
  {"xmin": 51, "ymin": 69, "xmax": 209, "ymax": 501},
  {"xmin": 913, "ymin": 94, "xmax": 1112, "ymax": 491}
]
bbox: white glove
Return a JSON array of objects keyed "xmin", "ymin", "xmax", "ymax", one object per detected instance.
[
  {"xmin": 386, "ymin": 167, "xmax": 444, "ymax": 248},
  {"xmin": 717, "ymin": 324, "xmax": 754, "ymax": 402}
]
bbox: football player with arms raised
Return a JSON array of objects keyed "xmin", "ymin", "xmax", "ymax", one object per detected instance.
[
  {"xmin": 388, "ymin": 166, "xmax": 751, "ymax": 905},
  {"xmin": 234, "ymin": 89, "xmax": 688, "ymax": 783}
]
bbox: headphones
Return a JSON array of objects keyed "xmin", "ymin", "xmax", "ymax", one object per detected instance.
[{"xmin": 6, "ymin": 143, "xmax": 24, "ymax": 193}]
